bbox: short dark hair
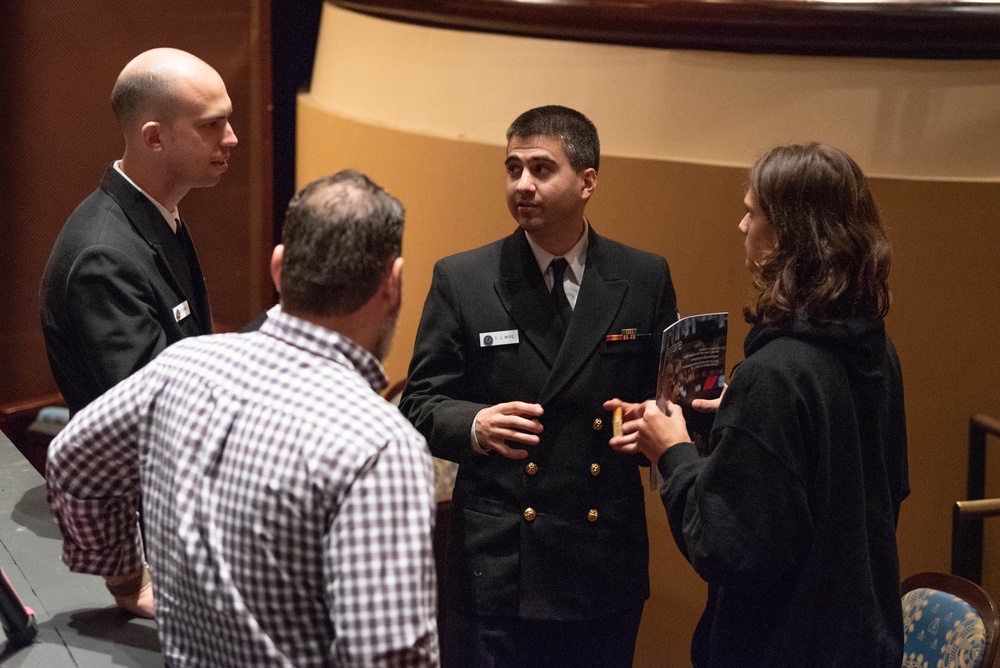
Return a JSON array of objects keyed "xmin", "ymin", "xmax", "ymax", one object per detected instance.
[
  {"xmin": 279, "ymin": 170, "xmax": 404, "ymax": 317},
  {"xmin": 745, "ymin": 143, "xmax": 891, "ymax": 326},
  {"xmin": 506, "ymin": 105, "xmax": 600, "ymax": 173},
  {"xmin": 111, "ymin": 71, "xmax": 177, "ymax": 133}
]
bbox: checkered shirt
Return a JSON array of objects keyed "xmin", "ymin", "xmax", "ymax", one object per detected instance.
[{"xmin": 47, "ymin": 307, "xmax": 439, "ymax": 667}]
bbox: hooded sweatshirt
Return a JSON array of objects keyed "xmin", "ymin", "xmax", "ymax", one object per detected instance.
[{"xmin": 657, "ymin": 316, "xmax": 908, "ymax": 668}]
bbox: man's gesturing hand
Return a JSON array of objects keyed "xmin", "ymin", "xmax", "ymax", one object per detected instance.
[{"xmin": 474, "ymin": 402, "xmax": 544, "ymax": 459}]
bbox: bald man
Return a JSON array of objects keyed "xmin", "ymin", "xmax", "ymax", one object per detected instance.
[
  {"xmin": 42, "ymin": 48, "xmax": 236, "ymax": 414},
  {"xmin": 40, "ymin": 49, "xmax": 237, "ymax": 615}
]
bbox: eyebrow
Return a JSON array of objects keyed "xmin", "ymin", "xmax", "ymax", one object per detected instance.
[
  {"xmin": 505, "ymin": 155, "xmax": 556, "ymax": 167},
  {"xmin": 201, "ymin": 108, "xmax": 233, "ymax": 122}
]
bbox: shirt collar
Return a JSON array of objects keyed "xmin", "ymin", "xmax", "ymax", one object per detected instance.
[
  {"xmin": 113, "ymin": 160, "xmax": 180, "ymax": 233},
  {"xmin": 524, "ymin": 219, "xmax": 589, "ymax": 282},
  {"xmin": 258, "ymin": 305, "xmax": 388, "ymax": 393}
]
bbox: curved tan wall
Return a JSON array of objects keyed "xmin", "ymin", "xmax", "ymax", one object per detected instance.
[
  {"xmin": 309, "ymin": 4, "xmax": 1000, "ymax": 182},
  {"xmin": 299, "ymin": 5, "xmax": 1000, "ymax": 666}
]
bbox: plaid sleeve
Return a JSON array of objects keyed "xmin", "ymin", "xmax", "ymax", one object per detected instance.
[
  {"xmin": 326, "ymin": 425, "xmax": 439, "ymax": 667},
  {"xmin": 46, "ymin": 364, "xmax": 157, "ymax": 576}
]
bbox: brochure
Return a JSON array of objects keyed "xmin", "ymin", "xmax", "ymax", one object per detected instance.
[{"xmin": 652, "ymin": 312, "xmax": 728, "ymax": 482}]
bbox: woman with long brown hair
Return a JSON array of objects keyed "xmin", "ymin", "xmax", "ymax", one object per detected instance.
[{"xmin": 607, "ymin": 143, "xmax": 908, "ymax": 667}]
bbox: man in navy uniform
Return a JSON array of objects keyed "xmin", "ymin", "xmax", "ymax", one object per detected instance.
[
  {"xmin": 401, "ymin": 105, "xmax": 679, "ymax": 667},
  {"xmin": 42, "ymin": 48, "xmax": 237, "ymax": 417}
]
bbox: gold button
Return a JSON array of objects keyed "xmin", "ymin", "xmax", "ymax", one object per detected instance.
[
  {"xmin": 525, "ymin": 462, "xmax": 538, "ymax": 476},
  {"xmin": 590, "ymin": 463, "xmax": 601, "ymax": 477},
  {"xmin": 592, "ymin": 418, "xmax": 603, "ymax": 431},
  {"xmin": 587, "ymin": 509, "xmax": 599, "ymax": 523},
  {"xmin": 524, "ymin": 507, "xmax": 537, "ymax": 521}
]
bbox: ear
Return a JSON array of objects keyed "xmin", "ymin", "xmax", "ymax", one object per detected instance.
[
  {"xmin": 384, "ymin": 256, "xmax": 404, "ymax": 304},
  {"xmin": 270, "ymin": 245, "xmax": 284, "ymax": 294},
  {"xmin": 580, "ymin": 167, "xmax": 597, "ymax": 202},
  {"xmin": 140, "ymin": 121, "xmax": 164, "ymax": 152}
]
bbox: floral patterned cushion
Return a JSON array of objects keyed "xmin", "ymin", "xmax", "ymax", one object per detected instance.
[
  {"xmin": 433, "ymin": 457, "xmax": 458, "ymax": 501},
  {"xmin": 902, "ymin": 586, "xmax": 987, "ymax": 668}
]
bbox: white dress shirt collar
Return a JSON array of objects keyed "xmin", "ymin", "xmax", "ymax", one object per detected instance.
[
  {"xmin": 524, "ymin": 220, "xmax": 589, "ymax": 298},
  {"xmin": 113, "ymin": 160, "xmax": 180, "ymax": 233}
]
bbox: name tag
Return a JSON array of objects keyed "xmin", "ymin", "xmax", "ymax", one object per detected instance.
[
  {"xmin": 173, "ymin": 300, "xmax": 191, "ymax": 323},
  {"xmin": 480, "ymin": 329, "xmax": 519, "ymax": 347}
]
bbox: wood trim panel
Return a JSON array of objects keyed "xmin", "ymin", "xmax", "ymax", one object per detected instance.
[{"xmin": 332, "ymin": 0, "xmax": 1000, "ymax": 59}]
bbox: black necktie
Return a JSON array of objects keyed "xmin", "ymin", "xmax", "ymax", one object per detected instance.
[
  {"xmin": 549, "ymin": 258, "xmax": 573, "ymax": 329},
  {"xmin": 175, "ymin": 219, "xmax": 210, "ymax": 332},
  {"xmin": 175, "ymin": 219, "xmax": 194, "ymax": 262}
]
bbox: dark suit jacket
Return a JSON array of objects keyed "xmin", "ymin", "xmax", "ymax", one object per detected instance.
[
  {"xmin": 400, "ymin": 226, "xmax": 678, "ymax": 620},
  {"xmin": 41, "ymin": 166, "xmax": 212, "ymax": 414}
]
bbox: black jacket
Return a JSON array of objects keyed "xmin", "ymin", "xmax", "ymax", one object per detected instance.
[
  {"xmin": 41, "ymin": 166, "xmax": 212, "ymax": 414},
  {"xmin": 659, "ymin": 316, "xmax": 908, "ymax": 667},
  {"xmin": 401, "ymin": 226, "xmax": 678, "ymax": 620}
]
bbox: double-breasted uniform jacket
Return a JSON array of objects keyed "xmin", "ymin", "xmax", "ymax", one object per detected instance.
[
  {"xmin": 41, "ymin": 166, "xmax": 212, "ymax": 414},
  {"xmin": 400, "ymin": 226, "xmax": 678, "ymax": 620}
]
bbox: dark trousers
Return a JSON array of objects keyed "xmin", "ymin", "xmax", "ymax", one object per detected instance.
[{"xmin": 442, "ymin": 604, "xmax": 644, "ymax": 668}]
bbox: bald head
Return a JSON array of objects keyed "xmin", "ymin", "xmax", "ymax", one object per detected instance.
[
  {"xmin": 111, "ymin": 48, "xmax": 236, "ymax": 209},
  {"xmin": 111, "ymin": 48, "xmax": 222, "ymax": 136}
]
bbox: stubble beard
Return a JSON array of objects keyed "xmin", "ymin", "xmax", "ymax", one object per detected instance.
[{"xmin": 373, "ymin": 302, "xmax": 401, "ymax": 362}]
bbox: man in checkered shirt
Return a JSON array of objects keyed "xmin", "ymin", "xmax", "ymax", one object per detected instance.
[{"xmin": 46, "ymin": 170, "xmax": 439, "ymax": 667}]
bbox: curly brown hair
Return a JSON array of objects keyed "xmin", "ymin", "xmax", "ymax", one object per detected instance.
[{"xmin": 744, "ymin": 143, "xmax": 892, "ymax": 326}]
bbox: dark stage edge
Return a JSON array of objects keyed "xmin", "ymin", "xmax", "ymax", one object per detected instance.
[{"xmin": 0, "ymin": 431, "xmax": 163, "ymax": 666}]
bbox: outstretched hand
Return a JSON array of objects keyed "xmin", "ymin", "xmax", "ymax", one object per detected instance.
[
  {"xmin": 474, "ymin": 401, "xmax": 544, "ymax": 459},
  {"xmin": 604, "ymin": 398, "xmax": 691, "ymax": 465}
]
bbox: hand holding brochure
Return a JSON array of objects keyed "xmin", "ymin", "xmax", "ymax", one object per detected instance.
[
  {"xmin": 655, "ymin": 312, "xmax": 728, "ymax": 455},
  {"xmin": 647, "ymin": 312, "xmax": 727, "ymax": 489}
]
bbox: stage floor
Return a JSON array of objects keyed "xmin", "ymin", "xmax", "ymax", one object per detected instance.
[{"xmin": 0, "ymin": 431, "xmax": 162, "ymax": 666}]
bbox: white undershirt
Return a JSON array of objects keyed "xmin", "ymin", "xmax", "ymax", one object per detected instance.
[{"xmin": 524, "ymin": 221, "xmax": 589, "ymax": 308}]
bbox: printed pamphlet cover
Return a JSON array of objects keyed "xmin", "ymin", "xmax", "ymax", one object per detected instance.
[{"xmin": 656, "ymin": 312, "xmax": 728, "ymax": 456}]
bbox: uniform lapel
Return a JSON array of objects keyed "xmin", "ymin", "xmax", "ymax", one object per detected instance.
[
  {"xmin": 101, "ymin": 168, "xmax": 209, "ymax": 332},
  {"xmin": 538, "ymin": 228, "xmax": 626, "ymax": 405},
  {"xmin": 494, "ymin": 229, "xmax": 564, "ymax": 366}
]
